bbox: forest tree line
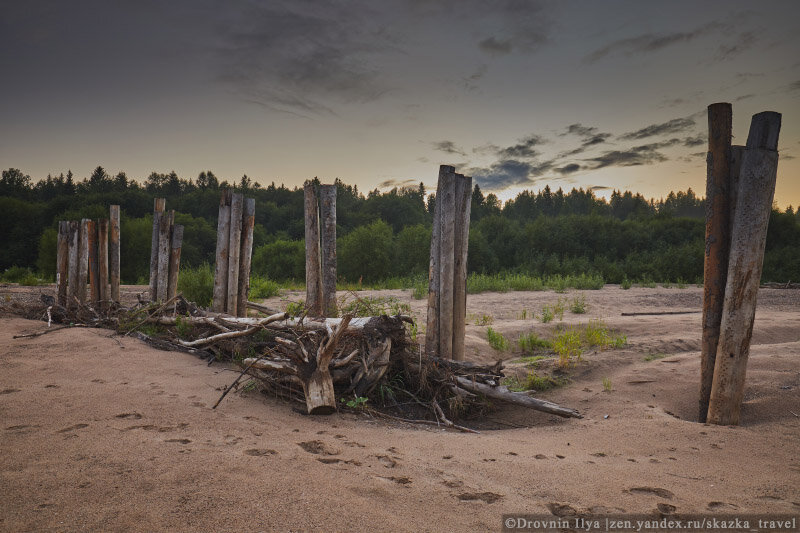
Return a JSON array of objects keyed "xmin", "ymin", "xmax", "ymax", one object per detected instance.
[{"xmin": 1, "ymin": 166, "xmax": 799, "ymax": 285}]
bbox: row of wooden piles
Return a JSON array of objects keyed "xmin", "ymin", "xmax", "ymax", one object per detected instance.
[{"xmin": 56, "ymin": 206, "xmax": 121, "ymax": 309}]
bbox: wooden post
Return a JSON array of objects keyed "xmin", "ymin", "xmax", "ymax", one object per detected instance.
[
  {"xmin": 319, "ymin": 184, "xmax": 337, "ymax": 317},
  {"xmin": 78, "ymin": 219, "xmax": 89, "ymax": 304},
  {"xmin": 149, "ymin": 198, "xmax": 165, "ymax": 301},
  {"xmin": 56, "ymin": 221, "xmax": 69, "ymax": 306},
  {"xmin": 425, "ymin": 166, "xmax": 451, "ymax": 357},
  {"xmin": 97, "ymin": 219, "xmax": 109, "ymax": 308},
  {"xmin": 156, "ymin": 210, "xmax": 172, "ymax": 302},
  {"xmin": 67, "ymin": 221, "xmax": 80, "ymax": 307},
  {"xmin": 452, "ymin": 173, "xmax": 472, "ymax": 362},
  {"xmin": 699, "ymin": 103, "xmax": 733, "ymax": 422},
  {"xmin": 304, "ymin": 181, "xmax": 323, "ymax": 317},
  {"xmin": 109, "ymin": 206, "xmax": 120, "ymax": 304},
  {"xmin": 437, "ymin": 171, "xmax": 457, "ymax": 360},
  {"xmin": 226, "ymin": 193, "xmax": 244, "ymax": 316},
  {"xmin": 707, "ymin": 111, "xmax": 781, "ymax": 425},
  {"xmin": 167, "ymin": 224, "xmax": 184, "ymax": 300},
  {"xmin": 212, "ymin": 190, "xmax": 232, "ymax": 312},
  {"xmin": 87, "ymin": 220, "xmax": 100, "ymax": 305},
  {"xmin": 237, "ymin": 198, "xmax": 256, "ymax": 317}
]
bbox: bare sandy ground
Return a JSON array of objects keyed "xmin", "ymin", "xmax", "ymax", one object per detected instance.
[{"xmin": 1, "ymin": 285, "xmax": 799, "ymax": 532}]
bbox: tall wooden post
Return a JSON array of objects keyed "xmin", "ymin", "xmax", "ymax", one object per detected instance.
[
  {"xmin": 707, "ymin": 112, "xmax": 781, "ymax": 425},
  {"xmin": 156, "ymin": 210, "xmax": 172, "ymax": 302},
  {"xmin": 87, "ymin": 220, "xmax": 100, "ymax": 305},
  {"xmin": 452, "ymin": 174, "xmax": 472, "ymax": 362},
  {"xmin": 319, "ymin": 184, "xmax": 337, "ymax": 317},
  {"xmin": 97, "ymin": 219, "xmax": 109, "ymax": 308},
  {"xmin": 78, "ymin": 219, "xmax": 89, "ymax": 304},
  {"xmin": 56, "ymin": 221, "xmax": 69, "ymax": 306},
  {"xmin": 425, "ymin": 167, "xmax": 449, "ymax": 357},
  {"xmin": 67, "ymin": 221, "xmax": 80, "ymax": 307},
  {"xmin": 109, "ymin": 206, "xmax": 120, "ymax": 304},
  {"xmin": 149, "ymin": 198, "xmax": 166, "ymax": 301},
  {"xmin": 304, "ymin": 181, "xmax": 323, "ymax": 317},
  {"xmin": 699, "ymin": 103, "xmax": 733, "ymax": 422},
  {"xmin": 437, "ymin": 172, "xmax": 456, "ymax": 361},
  {"xmin": 425, "ymin": 165, "xmax": 472, "ymax": 360},
  {"xmin": 226, "ymin": 193, "xmax": 244, "ymax": 316},
  {"xmin": 237, "ymin": 198, "xmax": 256, "ymax": 317},
  {"xmin": 167, "ymin": 225, "xmax": 184, "ymax": 300},
  {"xmin": 212, "ymin": 191, "xmax": 232, "ymax": 312}
]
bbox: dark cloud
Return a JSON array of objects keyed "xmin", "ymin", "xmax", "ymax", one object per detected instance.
[
  {"xmin": 495, "ymin": 135, "xmax": 548, "ymax": 159},
  {"xmin": 562, "ymin": 124, "xmax": 598, "ymax": 138},
  {"xmin": 469, "ymin": 158, "xmax": 554, "ymax": 190},
  {"xmin": 558, "ymin": 123, "xmax": 612, "ymax": 156},
  {"xmin": 683, "ymin": 134, "xmax": 705, "ymax": 147},
  {"xmin": 555, "ymin": 163, "xmax": 582, "ymax": 175},
  {"xmin": 378, "ymin": 178, "xmax": 419, "ymax": 189},
  {"xmin": 588, "ymin": 185, "xmax": 611, "ymax": 192},
  {"xmin": 479, "ymin": 37, "xmax": 512, "ymax": 55},
  {"xmin": 586, "ymin": 142, "xmax": 674, "ymax": 169},
  {"xmin": 461, "ymin": 65, "xmax": 488, "ymax": 91},
  {"xmin": 585, "ymin": 22, "xmax": 721, "ymax": 63},
  {"xmin": 714, "ymin": 32, "xmax": 756, "ymax": 61},
  {"xmin": 789, "ymin": 80, "xmax": 800, "ymax": 92},
  {"xmin": 619, "ymin": 117, "xmax": 696, "ymax": 140},
  {"xmin": 735, "ymin": 93, "xmax": 755, "ymax": 101},
  {"xmin": 432, "ymin": 140, "xmax": 466, "ymax": 156}
]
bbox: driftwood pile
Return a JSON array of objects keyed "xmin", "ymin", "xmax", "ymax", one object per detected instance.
[{"xmin": 9, "ymin": 292, "xmax": 581, "ymax": 430}]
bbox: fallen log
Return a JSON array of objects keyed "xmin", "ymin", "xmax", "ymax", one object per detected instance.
[{"xmin": 454, "ymin": 376, "xmax": 582, "ymax": 419}]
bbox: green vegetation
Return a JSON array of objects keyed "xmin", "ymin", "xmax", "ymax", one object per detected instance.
[
  {"xmin": 644, "ymin": 352, "xmax": 668, "ymax": 362},
  {"xmin": 602, "ymin": 377, "xmax": 613, "ymax": 392},
  {"xmin": 540, "ymin": 305, "xmax": 554, "ymax": 323},
  {"xmin": 249, "ymin": 276, "xmax": 281, "ymax": 299},
  {"xmin": 518, "ymin": 332, "xmax": 552, "ymax": 352},
  {"xmin": 474, "ymin": 314, "xmax": 494, "ymax": 326},
  {"xmin": 505, "ymin": 371, "xmax": 566, "ymax": 392},
  {"xmin": 486, "ymin": 327, "xmax": 510, "ymax": 351},
  {"xmin": 621, "ymin": 278, "xmax": 632, "ymax": 290},
  {"xmin": 570, "ymin": 294, "xmax": 587, "ymax": 314},
  {"xmin": 2, "ymin": 167, "xmax": 798, "ymax": 289},
  {"xmin": 550, "ymin": 320, "xmax": 627, "ymax": 368},
  {"xmin": 177, "ymin": 263, "xmax": 214, "ymax": 307}
]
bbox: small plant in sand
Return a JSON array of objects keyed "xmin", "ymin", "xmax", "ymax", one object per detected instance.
[
  {"xmin": 341, "ymin": 396, "xmax": 369, "ymax": 409},
  {"xmin": 644, "ymin": 352, "xmax": 668, "ymax": 362},
  {"xmin": 486, "ymin": 327, "xmax": 509, "ymax": 351},
  {"xmin": 621, "ymin": 278, "xmax": 632, "ymax": 290},
  {"xmin": 602, "ymin": 377, "xmax": 613, "ymax": 392},
  {"xmin": 583, "ymin": 320, "xmax": 626, "ymax": 349},
  {"xmin": 676, "ymin": 278, "xmax": 688, "ymax": 289},
  {"xmin": 552, "ymin": 298, "xmax": 566, "ymax": 320},
  {"xmin": 553, "ymin": 329, "xmax": 583, "ymax": 368},
  {"xmin": 540, "ymin": 305, "xmax": 554, "ymax": 323},
  {"xmin": 524, "ymin": 371, "xmax": 566, "ymax": 391},
  {"xmin": 518, "ymin": 332, "xmax": 552, "ymax": 352},
  {"xmin": 284, "ymin": 300, "xmax": 305, "ymax": 317},
  {"xmin": 475, "ymin": 313, "xmax": 494, "ymax": 326},
  {"xmin": 517, "ymin": 308, "xmax": 529, "ymax": 320},
  {"xmin": 570, "ymin": 295, "xmax": 587, "ymax": 314}
]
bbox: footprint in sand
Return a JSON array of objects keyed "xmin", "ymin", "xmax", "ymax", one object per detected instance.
[
  {"xmin": 707, "ymin": 501, "xmax": 738, "ymax": 511},
  {"xmin": 5, "ymin": 424, "xmax": 40, "ymax": 433},
  {"xmin": 297, "ymin": 440, "xmax": 341, "ymax": 456},
  {"xmin": 57, "ymin": 424, "xmax": 88, "ymax": 433},
  {"xmin": 534, "ymin": 454, "xmax": 548, "ymax": 460},
  {"xmin": 458, "ymin": 492, "xmax": 503, "ymax": 504},
  {"xmin": 165, "ymin": 438, "xmax": 192, "ymax": 444},
  {"xmin": 1, "ymin": 388, "xmax": 21, "ymax": 394},
  {"xmin": 378, "ymin": 475, "xmax": 412, "ymax": 485},
  {"xmin": 44, "ymin": 384, "xmax": 59, "ymax": 389},
  {"xmin": 374, "ymin": 455, "xmax": 398, "ymax": 468},
  {"xmin": 115, "ymin": 413, "xmax": 142, "ymax": 420},
  {"xmin": 657, "ymin": 503, "xmax": 677, "ymax": 515},
  {"xmin": 628, "ymin": 487, "xmax": 674, "ymax": 499},
  {"xmin": 244, "ymin": 448, "xmax": 277, "ymax": 457},
  {"xmin": 547, "ymin": 503, "xmax": 579, "ymax": 516}
]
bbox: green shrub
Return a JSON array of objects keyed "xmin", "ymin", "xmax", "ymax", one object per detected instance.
[
  {"xmin": 178, "ymin": 263, "xmax": 214, "ymax": 307},
  {"xmin": 2, "ymin": 266, "xmax": 35, "ymax": 283},
  {"xmin": 339, "ymin": 295, "xmax": 410, "ymax": 317},
  {"xmin": 518, "ymin": 332, "xmax": 552, "ymax": 352},
  {"xmin": 249, "ymin": 276, "xmax": 281, "ymax": 299},
  {"xmin": 251, "ymin": 239, "xmax": 305, "ymax": 281},
  {"xmin": 553, "ymin": 329, "xmax": 583, "ymax": 367},
  {"xmin": 486, "ymin": 327, "xmax": 509, "ymax": 351},
  {"xmin": 540, "ymin": 305, "xmax": 554, "ymax": 323},
  {"xmin": 570, "ymin": 295, "xmax": 587, "ymax": 314},
  {"xmin": 621, "ymin": 278, "xmax": 632, "ymax": 290}
]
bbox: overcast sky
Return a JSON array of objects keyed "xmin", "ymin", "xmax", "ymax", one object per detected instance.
[{"xmin": 1, "ymin": 1, "xmax": 798, "ymax": 207}]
